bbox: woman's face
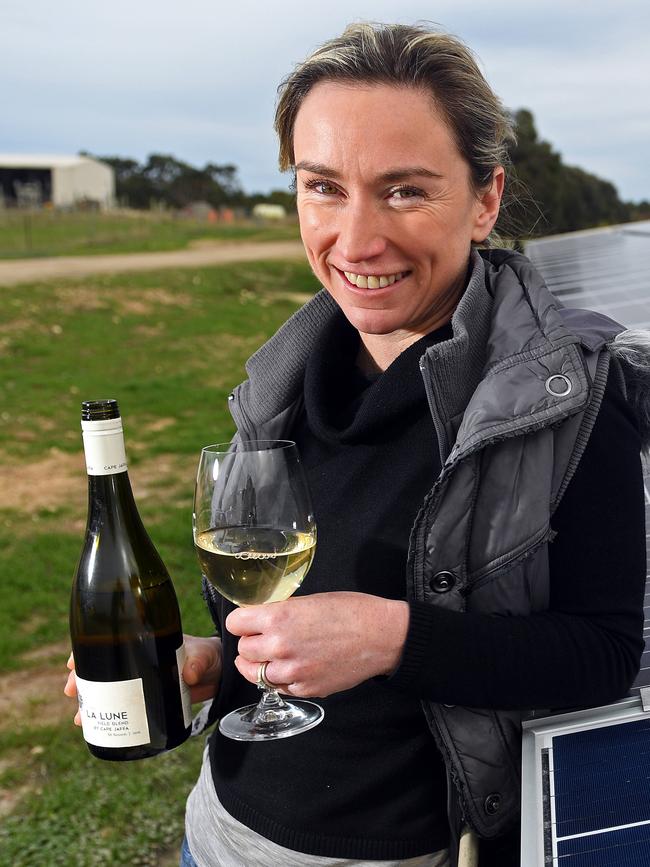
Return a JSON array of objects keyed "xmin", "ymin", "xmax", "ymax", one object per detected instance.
[{"xmin": 293, "ymin": 82, "xmax": 503, "ymax": 344}]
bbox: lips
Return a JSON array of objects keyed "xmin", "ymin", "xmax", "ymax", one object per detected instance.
[{"xmin": 340, "ymin": 269, "xmax": 409, "ymax": 289}]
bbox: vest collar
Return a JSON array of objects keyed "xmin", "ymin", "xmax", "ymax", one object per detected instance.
[{"xmin": 426, "ymin": 249, "xmax": 592, "ymax": 465}]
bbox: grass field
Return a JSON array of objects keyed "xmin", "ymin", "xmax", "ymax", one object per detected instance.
[
  {"xmin": 0, "ymin": 209, "xmax": 301, "ymax": 259},
  {"xmin": 0, "ymin": 258, "xmax": 316, "ymax": 865}
]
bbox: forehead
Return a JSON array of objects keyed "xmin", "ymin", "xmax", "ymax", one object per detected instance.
[{"xmin": 293, "ymin": 81, "xmax": 461, "ymax": 169}]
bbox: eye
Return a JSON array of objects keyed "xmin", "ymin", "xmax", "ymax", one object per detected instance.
[
  {"xmin": 302, "ymin": 178, "xmax": 340, "ymax": 196},
  {"xmin": 389, "ymin": 185, "xmax": 424, "ymax": 202}
]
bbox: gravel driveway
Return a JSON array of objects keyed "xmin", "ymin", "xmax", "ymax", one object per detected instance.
[{"xmin": 0, "ymin": 240, "xmax": 306, "ymax": 286}]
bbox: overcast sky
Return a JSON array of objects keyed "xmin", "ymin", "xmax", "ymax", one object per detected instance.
[{"xmin": 3, "ymin": 0, "xmax": 649, "ymax": 201}]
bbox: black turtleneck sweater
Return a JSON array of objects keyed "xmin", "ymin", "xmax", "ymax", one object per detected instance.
[{"xmin": 210, "ymin": 310, "xmax": 646, "ymax": 861}]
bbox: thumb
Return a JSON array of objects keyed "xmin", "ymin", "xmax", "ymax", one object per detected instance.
[{"xmin": 182, "ymin": 656, "xmax": 204, "ymax": 685}]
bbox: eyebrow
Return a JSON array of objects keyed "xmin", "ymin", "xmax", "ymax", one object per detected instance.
[{"xmin": 294, "ymin": 161, "xmax": 444, "ymax": 182}]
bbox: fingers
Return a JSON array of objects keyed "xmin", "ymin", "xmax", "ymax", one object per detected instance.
[
  {"xmin": 236, "ymin": 633, "xmax": 277, "ymax": 663},
  {"xmin": 233, "ymin": 655, "xmax": 294, "ymax": 695},
  {"xmin": 181, "ymin": 635, "xmax": 223, "ymax": 703},
  {"xmin": 181, "ymin": 657, "xmax": 202, "ymax": 686},
  {"xmin": 182, "ymin": 636, "xmax": 221, "ymax": 683},
  {"xmin": 64, "ymin": 669, "xmax": 77, "ymax": 698},
  {"xmin": 225, "ymin": 604, "xmax": 270, "ymax": 637},
  {"xmin": 230, "ymin": 593, "xmax": 408, "ymax": 698},
  {"xmin": 64, "ymin": 663, "xmax": 82, "ymax": 726}
]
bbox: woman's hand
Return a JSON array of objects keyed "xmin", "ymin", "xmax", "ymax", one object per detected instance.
[
  {"xmin": 63, "ymin": 653, "xmax": 82, "ymax": 726},
  {"xmin": 181, "ymin": 634, "xmax": 223, "ymax": 703},
  {"xmin": 63, "ymin": 634, "xmax": 223, "ymax": 726},
  {"xmin": 226, "ymin": 592, "xmax": 409, "ymax": 698}
]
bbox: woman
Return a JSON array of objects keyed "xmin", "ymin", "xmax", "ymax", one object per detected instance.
[{"xmin": 67, "ymin": 22, "xmax": 648, "ymax": 867}]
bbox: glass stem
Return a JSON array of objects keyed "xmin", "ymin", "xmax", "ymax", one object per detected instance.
[{"xmin": 251, "ymin": 687, "xmax": 289, "ymax": 725}]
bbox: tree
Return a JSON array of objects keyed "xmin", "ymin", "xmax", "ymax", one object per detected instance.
[
  {"xmin": 502, "ymin": 109, "xmax": 633, "ymax": 238},
  {"xmin": 93, "ymin": 153, "xmax": 247, "ymax": 210}
]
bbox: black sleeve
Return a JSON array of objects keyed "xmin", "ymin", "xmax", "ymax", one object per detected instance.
[{"xmin": 388, "ymin": 369, "xmax": 647, "ymax": 710}]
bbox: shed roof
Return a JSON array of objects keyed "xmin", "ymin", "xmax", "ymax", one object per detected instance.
[{"xmin": 0, "ymin": 154, "xmax": 107, "ymax": 169}]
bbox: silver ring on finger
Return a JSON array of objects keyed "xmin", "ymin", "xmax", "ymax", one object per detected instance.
[{"xmin": 257, "ymin": 661, "xmax": 278, "ymax": 690}]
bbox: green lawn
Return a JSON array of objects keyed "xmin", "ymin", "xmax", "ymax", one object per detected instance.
[
  {"xmin": 0, "ymin": 258, "xmax": 316, "ymax": 865},
  {"xmin": 0, "ymin": 210, "xmax": 300, "ymax": 259}
]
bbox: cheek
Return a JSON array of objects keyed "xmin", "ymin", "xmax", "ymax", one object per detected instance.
[
  {"xmin": 298, "ymin": 201, "xmax": 325, "ymax": 234},
  {"xmin": 298, "ymin": 223, "xmax": 329, "ymax": 280}
]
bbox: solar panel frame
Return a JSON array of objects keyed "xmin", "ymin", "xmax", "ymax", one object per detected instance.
[{"xmin": 522, "ymin": 698, "xmax": 650, "ymax": 866}]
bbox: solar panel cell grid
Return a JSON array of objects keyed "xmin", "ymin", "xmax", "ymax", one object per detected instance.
[
  {"xmin": 552, "ymin": 720, "xmax": 650, "ymax": 838},
  {"xmin": 557, "ymin": 824, "xmax": 650, "ymax": 866}
]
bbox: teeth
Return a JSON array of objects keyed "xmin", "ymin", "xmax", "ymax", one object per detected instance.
[{"xmin": 343, "ymin": 270, "xmax": 405, "ymax": 288}]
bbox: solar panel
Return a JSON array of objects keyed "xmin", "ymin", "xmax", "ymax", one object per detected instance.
[
  {"xmin": 553, "ymin": 719, "xmax": 650, "ymax": 836},
  {"xmin": 522, "ymin": 701, "xmax": 650, "ymax": 866},
  {"xmin": 526, "ymin": 224, "xmax": 650, "ymax": 332},
  {"xmin": 521, "ymin": 224, "xmax": 650, "ymax": 866}
]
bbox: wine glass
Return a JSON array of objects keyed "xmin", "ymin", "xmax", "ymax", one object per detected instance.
[{"xmin": 193, "ymin": 439, "xmax": 323, "ymax": 741}]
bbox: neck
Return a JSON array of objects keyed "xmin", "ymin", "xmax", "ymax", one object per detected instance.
[
  {"xmin": 356, "ymin": 332, "xmax": 421, "ymax": 374},
  {"xmin": 356, "ymin": 309, "xmax": 458, "ymax": 374}
]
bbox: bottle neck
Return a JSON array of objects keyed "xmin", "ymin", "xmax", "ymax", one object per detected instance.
[
  {"xmin": 81, "ymin": 416, "xmax": 128, "ymax": 477},
  {"xmin": 82, "ymin": 415, "xmax": 138, "ymax": 524},
  {"xmin": 78, "ymin": 408, "xmax": 167, "ymax": 587},
  {"xmin": 87, "ymin": 468, "xmax": 135, "ymax": 504}
]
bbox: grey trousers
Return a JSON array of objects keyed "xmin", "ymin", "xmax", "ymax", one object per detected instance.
[{"xmin": 185, "ymin": 744, "xmax": 450, "ymax": 867}]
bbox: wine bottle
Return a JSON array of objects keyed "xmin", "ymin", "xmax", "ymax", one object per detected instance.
[{"xmin": 70, "ymin": 399, "xmax": 191, "ymax": 761}]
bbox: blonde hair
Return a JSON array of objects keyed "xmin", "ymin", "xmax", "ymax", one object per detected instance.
[{"xmin": 275, "ymin": 22, "xmax": 515, "ymax": 195}]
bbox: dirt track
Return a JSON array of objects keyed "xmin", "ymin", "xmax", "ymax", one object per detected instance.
[{"xmin": 0, "ymin": 240, "xmax": 306, "ymax": 286}]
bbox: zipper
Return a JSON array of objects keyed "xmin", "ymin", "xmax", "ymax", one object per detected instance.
[
  {"xmin": 227, "ymin": 386, "xmax": 255, "ymax": 440},
  {"xmin": 552, "ymin": 350, "xmax": 610, "ymax": 512},
  {"xmin": 407, "ymin": 452, "xmax": 453, "ymax": 601},
  {"xmin": 419, "ymin": 355, "xmax": 451, "ymax": 465}
]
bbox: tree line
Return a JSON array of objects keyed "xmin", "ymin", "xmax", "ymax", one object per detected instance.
[
  {"xmin": 90, "ymin": 153, "xmax": 295, "ymax": 215},
  {"xmin": 93, "ymin": 108, "xmax": 649, "ymax": 237},
  {"xmin": 503, "ymin": 109, "xmax": 649, "ymax": 238}
]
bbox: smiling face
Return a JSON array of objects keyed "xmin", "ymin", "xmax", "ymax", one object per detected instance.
[{"xmin": 293, "ymin": 82, "xmax": 504, "ymax": 366}]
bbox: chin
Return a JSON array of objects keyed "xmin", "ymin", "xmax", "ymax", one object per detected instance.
[{"xmin": 340, "ymin": 308, "xmax": 405, "ymax": 336}]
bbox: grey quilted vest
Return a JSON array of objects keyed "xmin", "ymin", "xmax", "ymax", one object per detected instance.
[{"xmin": 207, "ymin": 248, "xmax": 645, "ymax": 847}]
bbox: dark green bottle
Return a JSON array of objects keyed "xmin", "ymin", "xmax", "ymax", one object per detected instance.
[{"xmin": 70, "ymin": 399, "xmax": 191, "ymax": 761}]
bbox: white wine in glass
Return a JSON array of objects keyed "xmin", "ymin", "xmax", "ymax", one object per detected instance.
[{"xmin": 193, "ymin": 440, "xmax": 323, "ymax": 741}]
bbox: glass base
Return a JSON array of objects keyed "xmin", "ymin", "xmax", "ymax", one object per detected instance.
[{"xmin": 218, "ymin": 689, "xmax": 324, "ymax": 741}]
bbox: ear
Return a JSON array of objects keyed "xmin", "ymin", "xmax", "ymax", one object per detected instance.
[{"xmin": 471, "ymin": 167, "xmax": 505, "ymax": 243}]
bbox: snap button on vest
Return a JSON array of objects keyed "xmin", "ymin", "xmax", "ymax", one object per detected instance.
[
  {"xmin": 484, "ymin": 793, "xmax": 502, "ymax": 815},
  {"xmin": 430, "ymin": 571, "xmax": 457, "ymax": 593},
  {"xmin": 544, "ymin": 374, "xmax": 572, "ymax": 397}
]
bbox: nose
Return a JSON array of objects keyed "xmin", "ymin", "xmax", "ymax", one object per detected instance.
[{"xmin": 335, "ymin": 199, "xmax": 388, "ymax": 264}]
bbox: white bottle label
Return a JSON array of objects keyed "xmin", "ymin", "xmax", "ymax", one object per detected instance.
[
  {"xmin": 176, "ymin": 644, "xmax": 193, "ymax": 729},
  {"xmin": 76, "ymin": 675, "xmax": 150, "ymax": 748},
  {"xmin": 81, "ymin": 417, "xmax": 128, "ymax": 476}
]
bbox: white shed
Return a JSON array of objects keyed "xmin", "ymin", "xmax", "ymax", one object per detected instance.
[
  {"xmin": 252, "ymin": 203, "xmax": 287, "ymax": 221},
  {"xmin": 0, "ymin": 155, "xmax": 115, "ymax": 209}
]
